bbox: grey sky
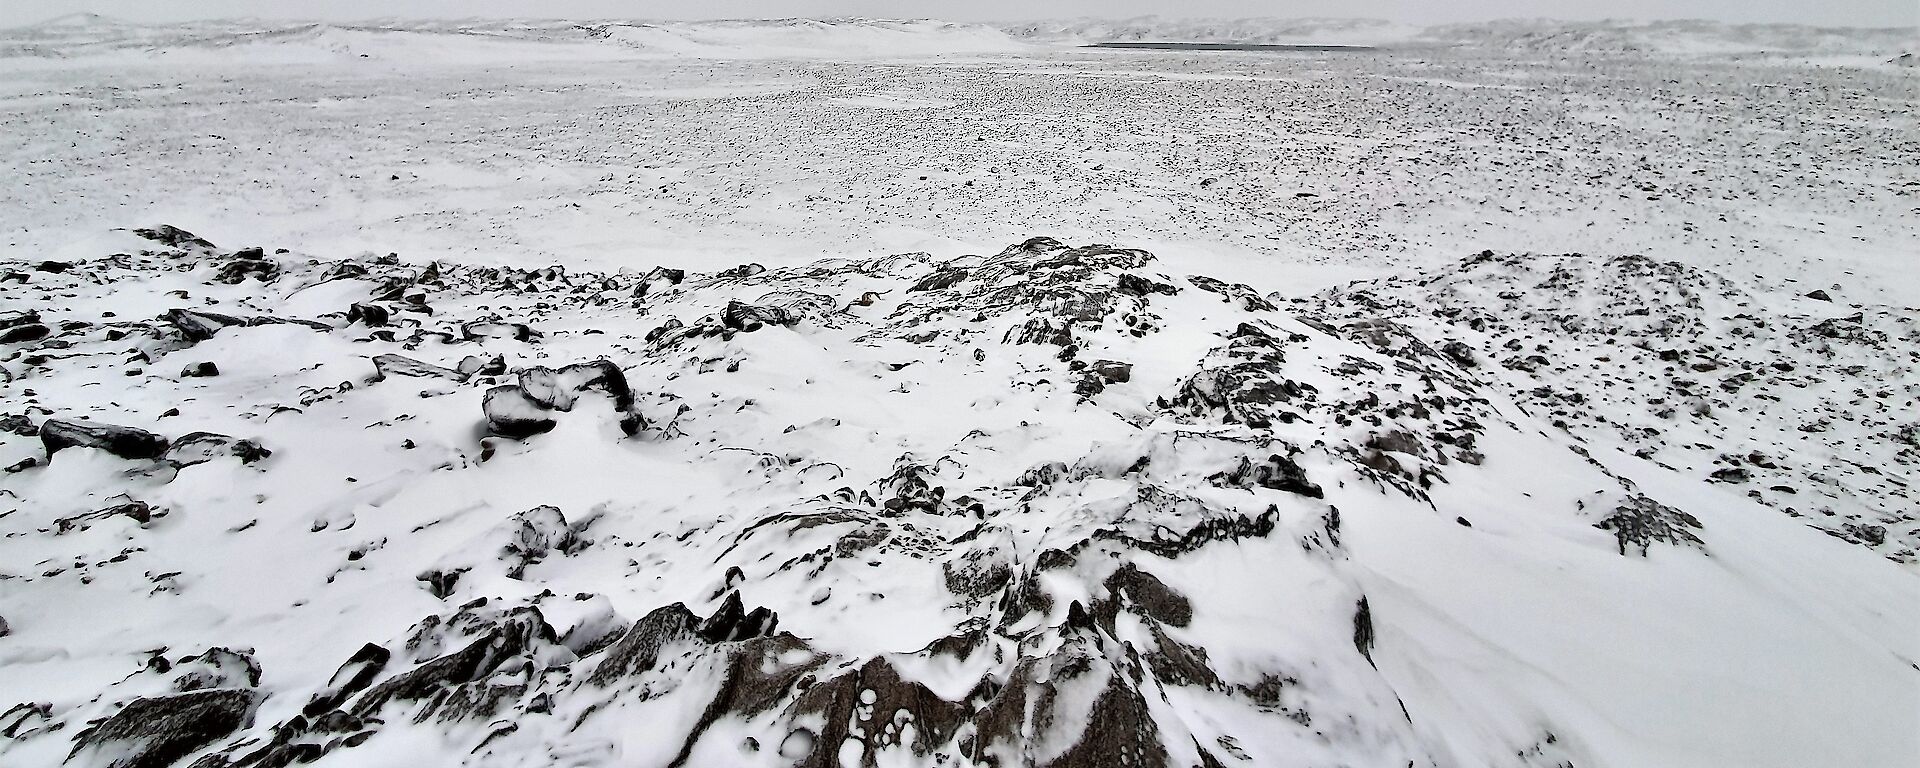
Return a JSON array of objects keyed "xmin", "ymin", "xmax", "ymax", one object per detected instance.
[{"xmin": 8, "ymin": 0, "xmax": 1916, "ymax": 28}]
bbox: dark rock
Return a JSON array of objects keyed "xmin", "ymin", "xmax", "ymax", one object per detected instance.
[
  {"xmin": 132, "ymin": 225, "xmax": 216, "ymax": 249},
  {"xmin": 1, "ymin": 323, "xmax": 50, "ymax": 344},
  {"xmin": 1209, "ymin": 453, "xmax": 1323, "ymax": 498},
  {"xmin": 501, "ymin": 505, "xmax": 575, "ymax": 578},
  {"xmin": 371, "ymin": 354, "xmax": 466, "ymax": 382},
  {"xmin": 0, "ymin": 309, "xmax": 40, "ymax": 330},
  {"xmin": 1003, "ymin": 316, "xmax": 1073, "ymax": 346},
  {"xmin": 644, "ymin": 266, "xmax": 686, "ymax": 286},
  {"xmin": 171, "ymin": 648, "xmax": 262, "ymax": 692},
  {"xmin": 37, "ymin": 260, "xmax": 73, "ymax": 273},
  {"xmin": 720, "ymin": 300, "xmax": 795, "ymax": 332},
  {"xmin": 55, "ymin": 500, "xmax": 153, "ymax": 533},
  {"xmin": 212, "ymin": 254, "xmax": 280, "ymax": 284},
  {"xmin": 457, "ymin": 354, "xmax": 506, "ymax": 378},
  {"xmin": 1105, "ymin": 563, "xmax": 1192, "ymax": 627},
  {"xmin": 41, "ymin": 419, "xmax": 170, "ymax": 461},
  {"xmin": 346, "ymin": 303, "xmax": 391, "ymax": 327},
  {"xmin": 785, "ymin": 656, "xmax": 971, "ymax": 766},
  {"xmin": 1440, "ymin": 340, "xmax": 1477, "ymax": 367},
  {"xmin": 462, "ymin": 321, "xmax": 539, "ymax": 342},
  {"xmin": 181, "ymin": 362, "xmax": 220, "ymax": 378},
  {"xmin": 346, "ymin": 608, "xmax": 556, "ymax": 722},
  {"xmin": 1074, "ymin": 359, "xmax": 1132, "ymax": 397},
  {"xmin": 1843, "ymin": 522, "xmax": 1887, "ymax": 547},
  {"xmin": 1165, "ymin": 323, "xmax": 1310, "ymax": 429},
  {"xmin": 1596, "ymin": 495, "xmax": 1705, "ymax": 556},
  {"xmin": 878, "ymin": 460, "xmax": 945, "ymax": 515},
  {"xmin": 483, "ymin": 385, "xmax": 556, "ymax": 439},
  {"xmin": 1367, "ymin": 430, "xmax": 1424, "ymax": 456},
  {"xmin": 164, "ymin": 309, "xmax": 245, "ymax": 342},
  {"xmin": 1115, "ymin": 273, "xmax": 1179, "ymax": 297},
  {"xmin": 417, "ymin": 568, "xmax": 466, "ymax": 599},
  {"xmin": 1709, "ymin": 467, "xmax": 1750, "ymax": 484},
  {"xmin": 588, "ymin": 603, "xmax": 700, "ymax": 684},
  {"xmin": 519, "ymin": 360, "xmax": 644, "ymax": 435},
  {"xmin": 69, "ymin": 689, "xmax": 258, "ymax": 768},
  {"xmin": 909, "ymin": 267, "xmax": 969, "ymax": 293},
  {"xmin": 165, "ymin": 432, "xmax": 271, "ymax": 467},
  {"xmin": 1804, "ymin": 289, "xmax": 1831, "ymax": 301},
  {"xmin": 303, "ymin": 643, "xmax": 391, "ymax": 717},
  {"xmin": 694, "ymin": 591, "xmax": 779, "ymax": 642},
  {"xmin": 715, "ymin": 263, "xmax": 767, "ymax": 280},
  {"xmin": 0, "ymin": 413, "xmax": 35, "ymax": 436},
  {"xmin": 1353, "ymin": 597, "xmax": 1375, "ymax": 663},
  {"xmin": 1188, "ymin": 275, "xmax": 1277, "ymax": 311}
]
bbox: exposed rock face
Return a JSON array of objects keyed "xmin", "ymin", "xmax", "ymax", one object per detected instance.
[{"xmin": 68, "ymin": 689, "xmax": 258, "ymax": 768}]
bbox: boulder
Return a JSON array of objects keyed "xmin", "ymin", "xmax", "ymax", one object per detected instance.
[
  {"xmin": 457, "ymin": 354, "xmax": 506, "ymax": 378},
  {"xmin": 41, "ymin": 419, "xmax": 170, "ymax": 461},
  {"xmin": 346, "ymin": 303, "xmax": 391, "ymax": 326},
  {"xmin": 483, "ymin": 385, "xmax": 557, "ymax": 439},
  {"xmin": 720, "ymin": 300, "xmax": 794, "ymax": 332},
  {"xmin": 1, "ymin": 323, "xmax": 49, "ymax": 344}
]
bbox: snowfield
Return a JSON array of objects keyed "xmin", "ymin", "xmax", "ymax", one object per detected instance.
[{"xmin": 1, "ymin": 15, "xmax": 1916, "ymax": 768}]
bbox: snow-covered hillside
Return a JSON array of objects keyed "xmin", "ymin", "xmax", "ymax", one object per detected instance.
[
  {"xmin": 2, "ymin": 231, "xmax": 1914, "ymax": 768},
  {"xmin": 1, "ymin": 13, "xmax": 1916, "ymax": 768}
]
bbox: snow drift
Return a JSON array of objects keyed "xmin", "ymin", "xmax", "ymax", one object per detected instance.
[{"xmin": 587, "ymin": 19, "xmax": 1029, "ymax": 59}]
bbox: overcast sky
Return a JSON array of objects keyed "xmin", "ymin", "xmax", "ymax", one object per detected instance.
[{"xmin": 7, "ymin": 0, "xmax": 1916, "ymax": 28}]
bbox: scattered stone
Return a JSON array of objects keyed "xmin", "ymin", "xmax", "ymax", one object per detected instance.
[{"xmin": 181, "ymin": 361, "xmax": 220, "ymax": 378}]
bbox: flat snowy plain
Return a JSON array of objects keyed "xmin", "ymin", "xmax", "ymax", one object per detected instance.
[{"xmin": 1, "ymin": 15, "xmax": 1917, "ymax": 768}]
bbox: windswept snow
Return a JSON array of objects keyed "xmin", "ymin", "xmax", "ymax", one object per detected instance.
[
  {"xmin": 590, "ymin": 19, "xmax": 1029, "ymax": 59},
  {"xmin": 1, "ymin": 14, "xmax": 1917, "ymax": 768}
]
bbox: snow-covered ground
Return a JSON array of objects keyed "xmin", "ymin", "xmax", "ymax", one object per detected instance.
[{"xmin": 1, "ymin": 16, "xmax": 1916, "ymax": 768}]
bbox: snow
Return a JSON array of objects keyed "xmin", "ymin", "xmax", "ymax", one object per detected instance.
[
  {"xmin": 1, "ymin": 14, "xmax": 1917, "ymax": 768},
  {"xmin": 591, "ymin": 18, "xmax": 1029, "ymax": 59}
]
